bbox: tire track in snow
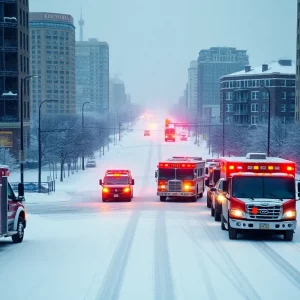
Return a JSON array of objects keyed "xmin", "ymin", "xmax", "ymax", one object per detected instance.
[
  {"xmin": 253, "ymin": 242, "xmax": 300, "ymax": 291},
  {"xmin": 200, "ymin": 222, "xmax": 262, "ymax": 300},
  {"xmin": 95, "ymin": 141, "xmax": 153, "ymax": 300},
  {"xmin": 154, "ymin": 210, "xmax": 176, "ymax": 300}
]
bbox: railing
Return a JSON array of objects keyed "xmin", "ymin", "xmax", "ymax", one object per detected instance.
[{"xmin": 11, "ymin": 181, "xmax": 56, "ymax": 195}]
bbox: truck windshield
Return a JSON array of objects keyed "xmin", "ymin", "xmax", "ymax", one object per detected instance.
[
  {"xmin": 232, "ymin": 176, "xmax": 295, "ymax": 199},
  {"xmin": 105, "ymin": 176, "xmax": 129, "ymax": 185},
  {"xmin": 158, "ymin": 169, "xmax": 194, "ymax": 180}
]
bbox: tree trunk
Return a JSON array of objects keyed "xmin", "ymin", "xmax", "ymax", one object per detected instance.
[{"xmin": 60, "ymin": 161, "xmax": 64, "ymax": 182}]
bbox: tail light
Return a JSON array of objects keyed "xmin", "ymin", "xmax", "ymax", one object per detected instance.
[{"xmin": 282, "ymin": 199, "xmax": 296, "ymax": 220}]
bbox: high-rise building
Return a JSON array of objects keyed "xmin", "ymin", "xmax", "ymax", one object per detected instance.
[
  {"xmin": 197, "ymin": 47, "xmax": 249, "ymax": 119},
  {"xmin": 29, "ymin": 12, "xmax": 76, "ymax": 117},
  {"xmin": 76, "ymin": 38, "xmax": 109, "ymax": 115},
  {"xmin": 109, "ymin": 78, "xmax": 126, "ymax": 114},
  {"xmin": 296, "ymin": 0, "xmax": 300, "ymax": 123},
  {"xmin": 188, "ymin": 60, "xmax": 197, "ymax": 113},
  {"xmin": 0, "ymin": 0, "xmax": 30, "ymax": 156},
  {"xmin": 221, "ymin": 59, "xmax": 295, "ymax": 125}
]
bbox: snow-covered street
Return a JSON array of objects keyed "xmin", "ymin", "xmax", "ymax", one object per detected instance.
[{"xmin": 1, "ymin": 120, "xmax": 300, "ymax": 300}]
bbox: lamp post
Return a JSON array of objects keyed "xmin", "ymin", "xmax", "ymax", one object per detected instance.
[
  {"xmin": 260, "ymin": 86, "xmax": 271, "ymax": 156},
  {"xmin": 222, "ymin": 91, "xmax": 225, "ymax": 156},
  {"xmin": 20, "ymin": 75, "xmax": 38, "ymax": 184},
  {"xmin": 81, "ymin": 101, "xmax": 90, "ymax": 170},
  {"xmin": 38, "ymin": 99, "xmax": 58, "ymax": 192}
]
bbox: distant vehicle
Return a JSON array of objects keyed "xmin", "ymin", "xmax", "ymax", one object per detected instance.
[
  {"xmin": 165, "ymin": 128, "xmax": 175, "ymax": 142},
  {"xmin": 180, "ymin": 133, "xmax": 187, "ymax": 141},
  {"xmin": 86, "ymin": 159, "xmax": 96, "ymax": 167},
  {"xmin": 144, "ymin": 130, "xmax": 150, "ymax": 136},
  {"xmin": 99, "ymin": 170, "xmax": 135, "ymax": 202}
]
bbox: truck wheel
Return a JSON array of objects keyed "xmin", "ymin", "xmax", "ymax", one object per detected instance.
[
  {"xmin": 211, "ymin": 206, "xmax": 215, "ymax": 217},
  {"xmin": 207, "ymin": 197, "xmax": 211, "ymax": 208},
  {"xmin": 214, "ymin": 211, "xmax": 221, "ymax": 222},
  {"xmin": 160, "ymin": 196, "xmax": 167, "ymax": 202},
  {"xmin": 12, "ymin": 216, "xmax": 25, "ymax": 243},
  {"xmin": 221, "ymin": 214, "xmax": 226, "ymax": 230},
  {"xmin": 229, "ymin": 225, "xmax": 238, "ymax": 240},
  {"xmin": 199, "ymin": 192, "xmax": 203, "ymax": 198},
  {"xmin": 284, "ymin": 230, "xmax": 293, "ymax": 241}
]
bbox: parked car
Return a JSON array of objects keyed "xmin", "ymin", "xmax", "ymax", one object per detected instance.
[
  {"xmin": 144, "ymin": 130, "xmax": 150, "ymax": 136},
  {"xmin": 86, "ymin": 159, "xmax": 96, "ymax": 167}
]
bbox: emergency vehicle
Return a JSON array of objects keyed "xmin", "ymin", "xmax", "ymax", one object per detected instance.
[
  {"xmin": 219, "ymin": 153, "xmax": 300, "ymax": 241},
  {"xmin": 99, "ymin": 170, "xmax": 135, "ymax": 202},
  {"xmin": 205, "ymin": 164, "xmax": 221, "ymax": 209},
  {"xmin": 155, "ymin": 157, "xmax": 205, "ymax": 202},
  {"xmin": 165, "ymin": 128, "xmax": 175, "ymax": 142},
  {"xmin": 0, "ymin": 165, "xmax": 26, "ymax": 243}
]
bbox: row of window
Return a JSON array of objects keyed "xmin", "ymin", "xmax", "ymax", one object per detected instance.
[
  {"xmin": 225, "ymin": 115, "xmax": 292, "ymax": 125},
  {"xmin": 224, "ymin": 91, "xmax": 295, "ymax": 101},
  {"xmin": 222, "ymin": 78, "xmax": 295, "ymax": 88},
  {"xmin": 225, "ymin": 103, "xmax": 294, "ymax": 113}
]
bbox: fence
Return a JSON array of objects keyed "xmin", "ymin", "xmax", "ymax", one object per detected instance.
[{"xmin": 10, "ymin": 181, "xmax": 55, "ymax": 194}]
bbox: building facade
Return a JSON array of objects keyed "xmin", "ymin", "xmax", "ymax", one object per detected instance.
[
  {"xmin": 0, "ymin": 0, "xmax": 30, "ymax": 156},
  {"xmin": 220, "ymin": 59, "xmax": 295, "ymax": 125},
  {"xmin": 76, "ymin": 38, "xmax": 109, "ymax": 115},
  {"xmin": 109, "ymin": 78, "xmax": 126, "ymax": 114},
  {"xmin": 197, "ymin": 47, "xmax": 249, "ymax": 120},
  {"xmin": 188, "ymin": 60, "xmax": 197, "ymax": 113},
  {"xmin": 296, "ymin": 0, "xmax": 300, "ymax": 123},
  {"xmin": 29, "ymin": 12, "xmax": 76, "ymax": 117}
]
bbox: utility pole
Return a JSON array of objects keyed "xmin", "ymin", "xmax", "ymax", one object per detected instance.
[{"xmin": 119, "ymin": 122, "xmax": 121, "ymax": 141}]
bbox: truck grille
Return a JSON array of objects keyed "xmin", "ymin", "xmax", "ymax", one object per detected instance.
[
  {"xmin": 168, "ymin": 180, "xmax": 182, "ymax": 192},
  {"xmin": 246, "ymin": 204, "xmax": 282, "ymax": 220}
]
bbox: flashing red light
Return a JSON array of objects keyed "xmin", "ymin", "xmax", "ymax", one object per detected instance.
[
  {"xmin": 229, "ymin": 165, "xmax": 234, "ymax": 170},
  {"xmin": 287, "ymin": 166, "xmax": 294, "ymax": 171}
]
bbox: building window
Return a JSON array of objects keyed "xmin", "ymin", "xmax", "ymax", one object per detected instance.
[
  {"xmin": 291, "ymin": 104, "xmax": 295, "ymax": 112},
  {"xmin": 280, "ymin": 104, "xmax": 286, "ymax": 112},
  {"xmin": 281, "ymin": 91, "xmax": 286, "ymax": 100},
  {"xmin": 251, "ymin": 103, "xmax": 258, "ymax": 112},
  {"xmin": 226, "ymin": 104, "xmax": 233, "ymax": 112},
  {"xmin": 251, "ymin": 91, "xmax": 259, "ymax": 100},
  {"xmin": 226, "ymin": 92, "xmax": 233, "ymax": 100},
  {"xmin": 251, "ymin": 116, "xmax": 259, "ymax": 125}
]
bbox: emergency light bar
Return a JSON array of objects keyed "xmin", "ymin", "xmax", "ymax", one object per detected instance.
[
  {"xmin": 170, "ymin": 157, "xmax": 203, "ymax": 161},
  {"xmin": 105, "ymin": 170, "xmax": 130, "ymax": 174},
  {"xmin": 158, "ymin": 163, "xmax": 196, "ymax": 168}
]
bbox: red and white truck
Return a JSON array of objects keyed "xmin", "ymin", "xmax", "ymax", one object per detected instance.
[
  {"xmin": 155, "ymin": 156, "xmax": 205, "ymax": 202},
  {"xmin": 0, "ymin": 165, "xmax": 26, "ymax": 243},
  {"xmin": 219, "ymin": 153, "xmax": 299, "ymax": 241}
]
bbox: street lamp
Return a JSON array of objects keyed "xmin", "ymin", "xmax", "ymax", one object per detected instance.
[
  {"xmin": 260, "ymin": 86, "xmax": 271, "ymax": 156},
  {"xmin": 38, "ymin": 99, "xmax": 58, "ymax": 192},
  {"xmin": 20, "ymin": 75, "xmax": 39, "ymax": 184},
  {"xmin": 222, "ymin": 91, "xmax": 225, "ymax": 156},
  {"xmin": 82, "ymin": 101, "xmax": 90, "ymax": 170}
]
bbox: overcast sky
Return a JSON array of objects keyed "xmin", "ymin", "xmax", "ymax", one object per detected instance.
[{"xmin": 30, "ymin": 0, "xmax": 296, "ymax": 108}]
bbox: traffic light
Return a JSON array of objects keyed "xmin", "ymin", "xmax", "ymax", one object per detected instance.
[{"xmin": 165, "ymin": 119, "xmax": 171, "ymax": 127}]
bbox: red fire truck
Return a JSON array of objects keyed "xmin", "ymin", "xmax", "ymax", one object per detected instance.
[
  {"xmin": 155, "ymin": 157, "xmax": 205, "ymax": 201},
  {"xmin": 99, "ymin": 170, "xmax": 135, "ymax": 202},
  {"xmin": 0, "ymin": 165, "xmax": 26, "ymax": 243},
  {"xmin": 219, "ymin": 153, "xmax": 299, "ymax": 241},
  {"xmin": 165, "ymin": 128, "xmax": 176, "ymax": 142}
]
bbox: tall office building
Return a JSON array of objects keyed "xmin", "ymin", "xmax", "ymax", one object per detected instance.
[
  {"xmin": 0, "ymin": 0, "xmax": 30, "ymax": 156},
  {"xmin": 29, "ymin": 12, "xmax": 76, "ymax": 117},
  {"xmin": 296, "ymin": 0, "xmax": 300, "ymax": 123},
  {"xmin": 76, "ymin": 38, "xmax": 109, "ymax": 115},
  {"xmin": 109, "ymin": 78, "xmax": 126, "ymax": 113},
  {"xmin": 187, "ymin": 60, "xmax": 198, "ymax": 113},
  {"xmin": 197, "ymin": 47, "xmax": 249, "ymax": 119}
]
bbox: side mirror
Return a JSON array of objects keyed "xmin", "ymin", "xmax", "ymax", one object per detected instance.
[
  {"xmin": 205, "ymin": 179, "xmax": 209, "ymax": 186},
  {"xmin": 18, "ymin": 183, "xmax": 24, "ymax": 197},
  {"xmin": 99, "ymin": 179, "xmax": 103, "ymax": 185},
  {"xmin": 155, "ymin": 170, "xmax": 158, "ymax": 178},
  {"xmin": 132, "ymin": 179, "xmax": 135, "ymax": 185},
  {"xmin": 298, "ymin": 192, "xmax": 300, "ymax": 199},
  {"xmin": 298, "ymin": 182, "xmax": 300, "ymax": 193},
  {"xmin": 223, "ymin": 180, "xmax": 228, "ymax": 192}
]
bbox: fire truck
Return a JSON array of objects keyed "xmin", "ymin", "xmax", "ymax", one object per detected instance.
[
  {"xmin": 99, "ymin": 170, "xmax": 135, "ymax": 202},
  {"xmin": 165, "ymin": 128, "xmax": 176, "ymax": 142},
  {"xmin": 155, "ymin": 157, "xmax": 205, "ymax": 201},
  {"xmin": 219, "ymin": 153, "xmax": 299, "ymax": 241},
  {"xmin": 0, "ymin": 165, "xmax": 26, "ymax": 243}
]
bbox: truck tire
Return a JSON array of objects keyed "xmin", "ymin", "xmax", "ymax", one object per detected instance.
[
  {"xmin": 207, "ymin": 195, "xmax": 211, "ymax": 208},
  {"xmin": 12, "ymin": 216, "xmax": 25, "ymax": 244},
  {"xmin": 221, "ymin": 214, "xmax": 226, "ymax": 230},
  {"xmin": 211, "ymin": 206, "xmax": 215, "ymax": 216},
  {"xmin": 284, "ymin": 230, "xmax": 293, "ymax": 241},
  {"xmin": 229, "ymin": 226, "xmax": 238, "ymax": 240},
  {"xmin": 214, "ymin": 211, "xmax": 221, "ymax": 222},
  {"xmin": 160, "ymin": 196, "xmax": 167, "ymax": 202}
]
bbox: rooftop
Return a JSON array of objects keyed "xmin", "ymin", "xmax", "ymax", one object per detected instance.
[{"xmin": 222, "ymin": 59, "xmax": 295, "ymax": 78}]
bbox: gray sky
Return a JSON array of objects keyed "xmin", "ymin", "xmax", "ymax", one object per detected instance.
[{"xmin": 30, "ymin": 0, "xmax": 296, "ymax": 108}]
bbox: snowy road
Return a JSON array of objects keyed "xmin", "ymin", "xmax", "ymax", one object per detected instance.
[{"xmin": 1, "ymin": 121, "xmax": 300, "ymax": 300}]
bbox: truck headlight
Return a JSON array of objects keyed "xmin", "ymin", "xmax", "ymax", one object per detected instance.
[
  {"xmin": 283, "ymin": 210, "xmax": 296, "ymax": 220},
  {"xmin": 230, "ymin": 209, "xmax": 246, "ymax": 218}
]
